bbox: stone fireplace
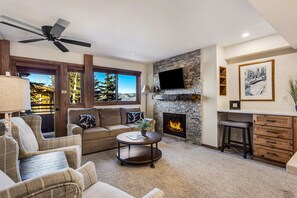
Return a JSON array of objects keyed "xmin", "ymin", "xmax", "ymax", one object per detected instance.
[
  {"xmin": 153, "ymin": 49, "xmax": 201, "ymax": 144},
  {"xmin": 163, "ymin": 113, "xmax": 186, "ymax": 138}
]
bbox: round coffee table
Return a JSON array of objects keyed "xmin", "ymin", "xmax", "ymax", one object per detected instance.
[{"xmin": 116, "ymin": 131, "xmax": 162, "ymax": 168}]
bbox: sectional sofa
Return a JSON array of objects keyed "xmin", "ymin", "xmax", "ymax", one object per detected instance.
[{"xmin": 67, "ymin": 107, "xmax": 155, "ymax": 154}]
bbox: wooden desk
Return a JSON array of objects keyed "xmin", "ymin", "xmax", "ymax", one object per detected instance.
[
  {"xmin": 20, "ymin": 151, "xmax": 69, "ymax": 181},
  {"xmin": 218, "ymin": 109, "xmax": 297, "ymax": 167}
]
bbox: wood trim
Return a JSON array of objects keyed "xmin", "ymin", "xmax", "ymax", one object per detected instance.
[
  {"xmin": 238, "ymin": 59, "xmax": 275, "ymax": 101},
  {"xmin": 94, "ymin": 101, "xmax": 140, "ymax": 106},
  {"xmin": 294, "ymin": 117, "xmax": 297, "ymax": 153},
  {"xmin": 57, "ymin": 64, "xmax": 68, "ymax": 137},
  {"xmin": 10, "ymin": 56, "xmax": 82, "ymax": 67},
  {"xmin": 83, "ymin": 54, "xmax": 94, "ymax": 108},
  {"xmin": 94, "ymin": 65, "xmax": 141, "ymax": 76},
  {"xmin": 0, "ymin": 40, "xmax": 10, "ymax": 75}
]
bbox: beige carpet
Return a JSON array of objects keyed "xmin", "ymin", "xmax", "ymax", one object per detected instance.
[{"xmin": 82, "ymin": 137, "xmax": 297, "ymax": 198}]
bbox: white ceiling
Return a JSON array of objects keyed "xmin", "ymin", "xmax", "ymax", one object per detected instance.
[
  {"xmin": 0, "ymin": 0, "xmax": 276, "ymax": 63},
  {"xmin": 248, "ymin": 0, "xmax": 297, "ymax": 49}
]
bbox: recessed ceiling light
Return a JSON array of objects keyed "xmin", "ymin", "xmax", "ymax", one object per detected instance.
[
  {"xmin": 131, "ymin": 53, "xmax": 135, "ymax": 56},
  {"xmin": 242, "ymin": 32, "xmax": 250, "ymax": 38}
]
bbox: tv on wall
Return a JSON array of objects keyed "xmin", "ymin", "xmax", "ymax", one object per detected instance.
[{"xmin": 158, "ymin": 68, "xmax": 185, "ymax": 90}]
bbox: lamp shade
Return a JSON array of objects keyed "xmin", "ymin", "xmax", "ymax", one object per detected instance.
[
  {"xmin": 0, "ymin": 76, "xmax": 31, "ymax": 113},
  {"xmin": 141, "ymin": 85, "xmax": 151, "ymax": 93}
]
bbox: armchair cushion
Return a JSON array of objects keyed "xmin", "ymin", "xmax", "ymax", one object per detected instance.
[
  {"xmin": 11, "ymin": 117, "xmax": 39, "ymax": 152},
  {"xmin": 76, "ymin": 162, "xmax": 97, "ymax": 190},
  {"xmin": 0, "ymin": 170, "xmax": 15, "ymax": 191},
  {"xmin": 83, "ymin": 182, "xmax": 134, "ymax": 198},
  {"xmin": 0, "ymin": 168, "xmax": 83, "ymax": 198}
]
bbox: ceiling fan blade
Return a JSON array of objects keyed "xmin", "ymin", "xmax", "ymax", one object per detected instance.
[
  {"xmin": 50, "ymin": 18, "xmax": 70, "ymax": 38},
  {"xmin": 53, "ymin": 41, "xmax": 69, "ymax": 52},
  {"xmin": 0, "ymin": 15, "xmax": 41, "ymax": 32},
  {"xmin": 19, "ymin": 38, "xmax": 46, "ymax": 43},
  {"xmin": 59, "ymin": 38, "xmax": 91, "ymax": 47},
  {"xmin": 0, "ymin": 21, "xmax": 44, "ymax": 37}
]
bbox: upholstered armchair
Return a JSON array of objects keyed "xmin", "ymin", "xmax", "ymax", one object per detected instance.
[
  {"xmin": 7, "ymin": 115, "xmax": 82, "ymax": 169},
  {"xmin": 0, "ymin": 161, "xmax": 165, "ymax": 198}
]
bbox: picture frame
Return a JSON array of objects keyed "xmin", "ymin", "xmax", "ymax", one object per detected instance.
[
  {"xmin": 229, "ymin": 100, "xmax": 241, "ymax": 110},
  {"xmin": 239, "ymin": 59, "xmax": 275, "ymax": 101}
]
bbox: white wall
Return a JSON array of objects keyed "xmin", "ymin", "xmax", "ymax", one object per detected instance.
[
  {"xmin": 226, "ymin": 53, "xmax": 297, "ymax": 113},
  {"xmin": 224, "ymin": 34, "xmax": 290, "ymax": 60},
  {"xmin": 222, "ymin": 35, "xmax": 297, "ymax": 113},
  {"xmin": 201, "ymin": 45, "xmax": 218, "ymax": 147},
  {"xmin": 10, "ymin": 42, "xmax": 152, "ymax": 113}
]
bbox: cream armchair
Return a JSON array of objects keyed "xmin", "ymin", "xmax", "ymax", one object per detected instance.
[
  {"xmin": 0, "ymin": 162, "xmax": 165, "ymax": 198},
  {"xmin": 6, "ymin": 115, "xmax": 81, "ymax": 169}
]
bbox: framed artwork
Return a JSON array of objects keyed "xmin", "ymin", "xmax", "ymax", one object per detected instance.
[
  {"xmin": 229, "ymin": 100, "xmax": 241, "ymax": 110},
  {"xmin": 239, "ymin": 59, "xmax": 275, "ymax": 101}
]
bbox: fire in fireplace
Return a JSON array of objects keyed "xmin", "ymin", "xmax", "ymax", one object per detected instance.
[{"xmin": 163, "ymin": 113, "xmax": 186, "ymax": 138}]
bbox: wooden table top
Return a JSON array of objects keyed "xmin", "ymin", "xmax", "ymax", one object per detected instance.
[
  {"xmin": 117, "ymin": 131, "xmax": 162, "ymax": 145},
  {"xmin": 20, "ymin": 151, "xmax": 69, "ymax": 181}
]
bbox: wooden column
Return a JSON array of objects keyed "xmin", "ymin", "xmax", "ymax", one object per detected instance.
[
  {"xmin": 83, "ymin": 54, "xmax": 94, "ymax": 108},
  {"xmin": 0, "ymin": 40, "xmax": 10, "ymax": 75},
  {"xmin": 56, "ymin": 64, "xmax": 68, "ymax": 137}
]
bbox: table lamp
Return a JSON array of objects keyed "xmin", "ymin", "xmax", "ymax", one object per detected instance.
[
  {"xmin": 0, "ymin": 75, "xmax": 31, "ymax": 136},
  {"xmin": 142, "ymin": 85, "xmax": 151, "ymax": 117}
]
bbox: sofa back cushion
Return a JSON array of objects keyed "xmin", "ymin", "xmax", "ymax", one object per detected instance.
[
  {"xmin": 68, "ymin": 108, "xmax": 100, "ymax": 126},
  {"xmin": 99, "ymin": 108, "xmax": 121, "ymax": 126},
  {"xmin": 120, "ymin": 108, "xmax": 141, "ymax": 124},
  {"xmin": 11, "ymin": 117, "xmax": 39, "ymax": 152}
]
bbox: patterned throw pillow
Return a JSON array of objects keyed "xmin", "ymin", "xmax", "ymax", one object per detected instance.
[
  {"xmin": 79, "ymin": 114, "xmax": 96, "ymax": 129},
  {"xmin": 127, "ymin": 112, "xmax": 144, "ymax": 124}
]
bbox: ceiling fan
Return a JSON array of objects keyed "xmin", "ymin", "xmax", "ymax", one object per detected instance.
[{"xmin": 0, "ymin": 15, "xmax": 91, "ymax": 52}]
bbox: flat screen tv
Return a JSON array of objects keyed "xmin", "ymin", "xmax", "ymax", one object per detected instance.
[{"xmin": 159, "ymin": 68, "xmax": 185, "ymax": 90}]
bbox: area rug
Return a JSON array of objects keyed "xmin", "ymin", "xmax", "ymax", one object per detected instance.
[{"xmin": 82, "ymin": 137, "xmax": 297, "ymax": 198}]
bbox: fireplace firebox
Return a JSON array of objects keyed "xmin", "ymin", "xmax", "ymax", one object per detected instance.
[{"xmin": 163, "ymin": 113, "xmax": 186, "ymax": 138}]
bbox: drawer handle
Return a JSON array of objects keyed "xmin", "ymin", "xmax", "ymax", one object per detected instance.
[
  {"xmin": 266, "ymin": 130, "xmax": 280, "ymax": 134},
  {"xmin": 267, "ymin": 152, "xmax": 277, "ymax": 156},
  {"xmin": 266, "ymin": 120, "xmax": 276, "ymax": 123},
  {"xmin": 266, "ymin": 140, "xmax": 277, "ymax": 144}
]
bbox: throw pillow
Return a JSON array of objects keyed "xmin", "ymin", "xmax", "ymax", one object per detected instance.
[
  {"xmin": 79, "ymin": 114, "xmax": 96, "ymax": 129},
  {"xmin": 127, "ymin": 112, "xmax": 144, "ymax": 124}
]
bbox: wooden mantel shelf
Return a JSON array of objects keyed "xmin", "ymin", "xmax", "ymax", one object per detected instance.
[{"xmin": 153, "ymin": 93, "xmax": 200, "ymax": 102}]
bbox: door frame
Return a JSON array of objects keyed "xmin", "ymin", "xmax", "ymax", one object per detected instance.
[{"xmin": 10, "ymin": 56, "xmax": 83, "ymax": 137}]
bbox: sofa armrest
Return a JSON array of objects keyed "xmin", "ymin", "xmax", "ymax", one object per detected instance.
[
  {"xmin": 76, "ymin": 161, "xmax": 98, "ymax": 190},
  {"xmin": 0, "ymin": 168, "xmax": 83, "ymax": 198},
  {"xmin": 68, "ymin": 123, "xmax": 83, "ymax": 136},
  {"xmin": 39, "ymin": 134, "xmax": 82, "ymax": 150},
  {"xmin": 142, "ymin": 188, "xmax": 165, "ymax": 198}
]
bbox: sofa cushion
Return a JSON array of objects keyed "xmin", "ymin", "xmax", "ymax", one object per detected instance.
[
  {"xmin": 83, "ymin": 182, "xmax": 134, "ymax": 198},
  {"xmin": 104, "ymin": 125, "xmax": 131, "ymax": 137},
  {"xmin": 127, "ymin": 112, "xmax": 144, "ymax": 124},
  {"xmin": 99, "ymin": 108, "xmax": 121, "ymax": 126},
  {"xmin": 126, "ymin": 124, "xmax": 139, "ymax": 131},
  {"xmin": 83, "ymin": 127, "xmax": 110, "ymax": 141},
  {"xmin": 79, "ymin": 114, "xmax": 96, "ymax": 129},
  {"xmin": 0, "ymin": 170, "xmax": 15, "ymax": 191},
  {"xmin": 120, "ymin": 108, "xmax": 141, "ymax": 124},
  {"xmin": 11, "ymin": 117, "xmax": 39, "ymax": 152},
  {"xmin": 69, "ymin": 108, "xmax": 100, "ymax": 126}
]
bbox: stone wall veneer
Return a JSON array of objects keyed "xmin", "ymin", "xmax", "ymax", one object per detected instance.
[{"xmin": 153, "ymin": 49, "xmax": 201, "ymax": 144}]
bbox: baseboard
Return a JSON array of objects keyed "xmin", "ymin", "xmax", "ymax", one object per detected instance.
[{"xmin": 201, "ymin": 144, "xmax": 219, "ymax": 150}]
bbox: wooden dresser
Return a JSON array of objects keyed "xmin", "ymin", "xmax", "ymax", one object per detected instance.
[{"xmin": 253, "ymin": 115, "xmax": 297, "ymax": 166}]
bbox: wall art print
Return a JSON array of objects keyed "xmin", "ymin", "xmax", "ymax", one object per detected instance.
[{"xmin": 239, "ymin": 59, "xmax": 275, "ymax": 101}]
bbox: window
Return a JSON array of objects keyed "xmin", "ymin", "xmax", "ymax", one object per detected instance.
[
  {"xmin": 118, "ymin": 74, "xmax": 137, "ymax": 101},
  {"xmin": 69, "ymin": 72, "xmax": 82, "ymax": 104},
  {"xmin": 93, "ymin": 67, "xmax": 140, "ymax": 104}
]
